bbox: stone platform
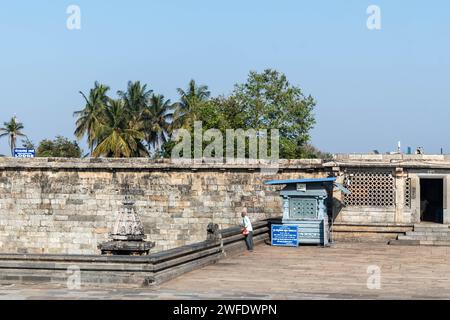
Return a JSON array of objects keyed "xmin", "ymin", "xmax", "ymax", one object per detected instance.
[
  {"xmin": 1, "ymin": 243, "xmax": 450, "ymax": 300},
  {"xmin": 0, "ymin": 221, "xmax": 270, "ymax": 286}
]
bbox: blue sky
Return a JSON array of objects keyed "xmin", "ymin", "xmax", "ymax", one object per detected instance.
[{"xmin": 1, "ymin": 1, "xmax": 449, "ymax": 155}]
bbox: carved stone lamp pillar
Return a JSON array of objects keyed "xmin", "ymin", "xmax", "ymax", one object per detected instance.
[{"xmin": 98, "ymin": 196, "xmax": 155, "ymax": 255}]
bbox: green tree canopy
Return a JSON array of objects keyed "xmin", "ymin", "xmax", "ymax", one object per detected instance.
[
  {"xmin": 74, "ymin": 82, "xmax": 110, "ymax": 154},
  {"xmin": 231, "ymin": 69, "xmax": 316, "ymax": 158},
  {"xmin": 37, "ymin": 136, "xmax": 82, "ymax": 158},
  {"xmin": 142, "ymin": 94, "xmax": 174, "ymax": 157},
  {"xmin": 74, "ymin": 70, "xmax": 326, "ymax": 159},
  {"xmin": 21, "ymin": 138, "xmax": 35, "ymax": 150},
  {"xmin": 92, "ymin": 99, "xmax": 147, "ymax": 158},
  {"xmin": 172, "ymin": 79, "xmax": 211, "ymax": 130},
  {"xmin": 166, "ymin": 69, "xmax": 318, "ymax": 159}
]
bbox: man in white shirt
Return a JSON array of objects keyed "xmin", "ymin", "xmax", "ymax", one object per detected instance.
[{"xmin": 241, "ymin": 209, "xmax": 254, "ymax": 252}]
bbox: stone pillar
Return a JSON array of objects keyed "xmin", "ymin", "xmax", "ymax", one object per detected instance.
[
  {"xmin": 410, "ymin": 176, "xmax": 420, "ymax": 223},
  {"xmin": 444, "ymin": 176, "xmax": 450, "ymax": 224},
  {"xmin": 331, "ymin": 167, "xmax": 344, "ymax": 223},
  {"xmin": 394, "ymin": 168, "xmax": 405, "ymax": 224},
  {"xmin": 333, "ymin": 170, "xmax": 345, "ymax": 201}
]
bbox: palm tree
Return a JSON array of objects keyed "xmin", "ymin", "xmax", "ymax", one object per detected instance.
[
  {"xmin": 143, "ymin": 94, "xmax": 174, "ymax": 156},
  {"xmin": 93, "ymin": 99, "xmax": 148, "ymax": 158},
  {"xmin": 117, "ymin": 81, "xmax": 153, "ymax": 122},
  {"xmin": 0, "ymin": 116, "xmax": 26, "ymax": 156},
  {"xmin": 74, "ymin": 82, "xmax": 110, "ymax": 155},
  {"xmin": 172, "ymin": 79, "xmax": 210, "ymax": 129}
]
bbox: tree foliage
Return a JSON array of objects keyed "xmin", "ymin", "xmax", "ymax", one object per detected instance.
[
  {"xmin": 0, "ymin": 116, "xmax": 26, "ymax": 156},
  {"xmin": 172, "ymin": 79, "xmax": 211, "ymax": 130},
  {"xmin": 231, "ymin": 69, "xmax": 316, "ymax": 158},
  {"xmin": 74, "ymin": 82, "xmax": 110, "ymax": 154},
  {"xmin": 92, "ymin": 99, "xmax": 147, "ymax": 158},
  {"xmin": 75, "ymin": 81, "xmax": 171, "ymax": 158},
  {"xmin": 36, "ymin": 136, "xmax": 81, "ymax": 158},
  {"xmin": 21, "ymin": 138, "xmax": 35, "ymax": 150},
  {"xmin": 163, "ymin": 69, "xmax": 320, "ymax": 159},
  {"xmin": 74, "ymin": 69, "xmax": 327, "ymax": 159}
]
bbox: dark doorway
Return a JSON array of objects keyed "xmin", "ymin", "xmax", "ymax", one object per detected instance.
[{"xmin": 420, "ymin": 179, "xmax": 444, "ymax": 223}]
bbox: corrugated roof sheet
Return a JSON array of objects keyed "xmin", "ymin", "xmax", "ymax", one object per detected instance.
[{"xmin": 265, "ymin": 177, "xmax": 336, "ymax": 185}]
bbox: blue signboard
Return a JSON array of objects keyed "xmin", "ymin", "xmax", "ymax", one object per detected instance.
[
  {"xmin": 271, "ymin": 225, "xmax": 299, "ymax": 247},
  {"xmin": 14, "ymin": 148, "xmax": 35, "ymax": 158}
]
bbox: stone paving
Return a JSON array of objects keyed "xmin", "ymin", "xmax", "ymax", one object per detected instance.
[{"xmin": 1, "ymin": 243, "xmax": 450, "ymax": 299}]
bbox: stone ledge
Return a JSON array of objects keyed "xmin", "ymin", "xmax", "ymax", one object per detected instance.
[
  {"xmin": 0, "ymin": 220, "xmax": 271, "ymax": 286},
  {"xmin": 331, "ymin": 223, "xmax": 412, "ymax": 243},
  {"xmin": 332, "ymin": 222, "xmax": 413, "ymax": 228},
  {"xmin": 4, "ymin": 155, "xmax": 450, "ymax": 171},
  {"xmin": 332, "ymin": 223, "xmax": 413, "ymax": 233},
  {"xmin": 334, "ymin": 154, "xmax": 449, "ymax": 161},
  {"xmin": 326, "ymin": 154, "xmax": 450, "ymax": 169},
  {"xmin": 0, "ymin": 157, "xmax": 323, "ymax": 171}
]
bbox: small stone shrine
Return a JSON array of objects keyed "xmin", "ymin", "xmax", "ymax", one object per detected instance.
[
  {"xmin": 98, "ymin": 196, "xmax": 154, "ymax": 255},
  {"xmin": 265, "ymin": 177, "xmax": 350, "ymax": 246}
]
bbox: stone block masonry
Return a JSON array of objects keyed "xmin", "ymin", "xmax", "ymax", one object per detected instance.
[
  {"xmin": 3, "ymin": 154, "xmax": 447, "ymax": 253},
  {"xmin": 0, "ymin": 158, "xmax": 324, "ymax": 254}
]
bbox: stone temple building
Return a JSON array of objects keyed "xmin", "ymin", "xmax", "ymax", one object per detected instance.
[
  {"xmin": 331, "ymin": 154, "xmax": 450, "ymax": 223},
  {"xmin": 329, "ymin": 154, "xmax": 450, "ymax": 242}
]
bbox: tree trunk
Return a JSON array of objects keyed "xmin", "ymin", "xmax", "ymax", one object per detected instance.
[{"xmin": 9, "ymin": 134, "xmax": 15, "ymax": 157}]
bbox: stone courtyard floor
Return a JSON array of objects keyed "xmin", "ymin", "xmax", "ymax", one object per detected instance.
[{"xmin": 1, "ymin": 243, "xmax": 450, "ymax": 300}]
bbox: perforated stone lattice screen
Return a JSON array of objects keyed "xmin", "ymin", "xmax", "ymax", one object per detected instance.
[
  {"xmin": 344, "ymin": 171, "xmax": 395, "ymax": 207},
  {"xmin": 290, "ymin": 198, "xmax": 317, "ymax": 219},
  {"xmin": 405, "ymin": 178, "xmax": 411, "ymax": 208}
]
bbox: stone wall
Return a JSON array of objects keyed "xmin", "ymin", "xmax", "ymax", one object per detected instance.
[
  {"xmin": 3, "ymin": 154, "xmax": 450, "ymax": 254},
  {"xmin": 0, "ymin": 158, "xmax": 324, "ymax": 254}
]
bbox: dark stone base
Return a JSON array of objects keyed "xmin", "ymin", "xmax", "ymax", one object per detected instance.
[
  {"xmin": 98, "ymin": 241, "xmax": 155, "ymax": 256},
  {"xmin": 0, "ymin": 220, "xmax": 270, "ymax": 286}
]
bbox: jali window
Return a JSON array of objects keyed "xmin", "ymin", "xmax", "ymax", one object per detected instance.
[{"xmin": 343, "ymin": 170, "xmax": 395, "ymax": 207}]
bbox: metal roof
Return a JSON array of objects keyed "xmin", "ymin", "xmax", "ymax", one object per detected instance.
[{"xmin": 265, "ymin": 177, "xmax": 337, "ymax": 185}]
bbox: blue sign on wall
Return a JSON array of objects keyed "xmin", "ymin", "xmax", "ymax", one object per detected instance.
[
  {"xmin": 14, "ymin": 148, "xmax": 35, "ymax": 158},
  {"xmin": 271, "ymin": 225, "xmax": 299, "ymax": 247}
]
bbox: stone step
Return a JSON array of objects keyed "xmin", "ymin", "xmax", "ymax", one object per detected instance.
[
  {"xmin": 406, "ymin": 231, "xmax": 450, "ymax": 237},
  {"xmin": 389, "ymin": 239, "xmax": 450, "ymax": 246},
  {"xmin": 412, "ymin": 229, "xmax": 450, "ymax": 235},
  {"xmin": 390, "ymin": 224, "xmax": 450, "ymax": 246},
  {"xmin": 413, "ymin": 227, "xmax": 450, "ymax": 233},
  {"xmin": 419, "ymin": 240, "xmax": 450, "ymax": 246},
  {"xmin": 414, "ymin": 227, "xmax": 450, "ymax": 230},
  {"xmin": 398, "ymin": 235, "xmax": 450, "ymax": 241},
  {"xmin": 414, "ymin": 224, "xmax": 449, "ymax": 230},
  {"xmin": 389, "ymin": 239, "xmax": 420, "ymax": 246}
]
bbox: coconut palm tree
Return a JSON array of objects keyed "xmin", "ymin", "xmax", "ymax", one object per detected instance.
[
  {"xmin": 143, "ymin": 94, "xmax": 174, "ymax": 156},
  {"xmin": 172, "ymin": 79, "xmax": 210, "ymax": 130},
  {"xmin": 0, "ymin": 116, "xmax": 26, "ymax": 156},
  {"xmin": 93, "ymin": 99, "xmax": 148, "ymax": 158},
  {"xmin": 117, "ymin": 81, "xmax": 153, "ymax": 123},
  {"xmin": 74, "ymin": 82, "xmax": 110, "ymax": 155}
]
